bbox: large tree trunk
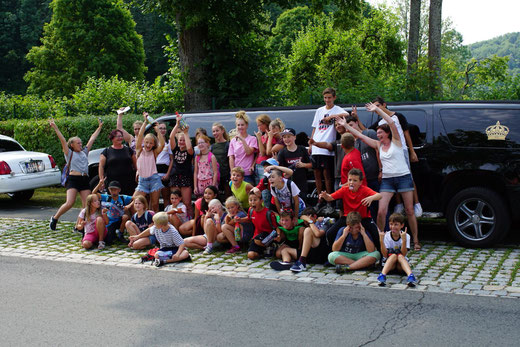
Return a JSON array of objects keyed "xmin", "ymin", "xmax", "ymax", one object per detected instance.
[
  {"xmin": 177, "ymin": 18, "xmax": 211, "ymax": 111},
  {"xmin": 407, "ymin": 0, "xmax": 421, "ymax": 74},
  {"xmin": 428, "ymin": 0, "xmax": 442, "ymax": 98}
]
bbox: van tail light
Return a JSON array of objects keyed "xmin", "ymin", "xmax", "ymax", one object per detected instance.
[
  {"xmin": 48, "ymin": 155, "xmax": 57, "ymax": 168},
  {"xmin": 0, "ymin": 161, "xmax": 11, "ymax": 175}
]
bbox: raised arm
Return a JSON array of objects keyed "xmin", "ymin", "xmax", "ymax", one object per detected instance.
[
  {"xmin": 365, "ymin": 103, "xmax": 401, "ymax": 147},
  {"xmin": 116, "ymin": 108, "xmax": 133, "ymax": 144},
  {"xmin": 136, "ymin": 113, "xmax": 148, "ymax": 157},
  {"xmin": 336, "ymin": 116, "xmax": 379, "ymax": 150},
  {"xmin": 153, "ymin": 124, "xmax": 165, "ymax": 157},
  {"xmin": 49, "ymin": 119, "xmax": 69, "ymax": 155},
  {"xmin": 86, "ymin": 118, "xmax": 103, "ymax": 151},
  {"xmin": 183, "ymin": 125, "xmax": 194, "ymax": 155}
]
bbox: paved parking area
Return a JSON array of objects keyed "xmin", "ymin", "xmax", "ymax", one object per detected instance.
[{"xmin": 2, "ymin": 218, "xmax": 520, "ymax": 298}]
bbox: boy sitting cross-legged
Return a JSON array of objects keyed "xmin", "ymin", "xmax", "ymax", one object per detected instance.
[
  {"xmin": 129, "ymin": 212, "xmax": 190, "ymax": 267},
  {"xmin": 329, "ymin": 211, "xmax": 381, "ymax": 274},
  {"xmin": 270, "ymin": 209, "xmax": 305, "ymax": 270},
  {"xmin": 377, "ymin": 213, "xmax": 417, "ymax": 287}
]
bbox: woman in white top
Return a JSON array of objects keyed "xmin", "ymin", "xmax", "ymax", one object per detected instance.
[{"xmin": 337, "ymin": 103, "xmax": 420, "ymax": 250}]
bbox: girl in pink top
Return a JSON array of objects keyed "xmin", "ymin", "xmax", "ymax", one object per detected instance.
[
  {"xmin": 228, "ymin": 110, "xmax": 258, "ymax": 185},
  {"xmin": 135, "ymin": 112, "xmax": 165, "ymax": 212},
  {"xmin": 194, "ymin": 134, "xmax": 219, "ymax": 197}
]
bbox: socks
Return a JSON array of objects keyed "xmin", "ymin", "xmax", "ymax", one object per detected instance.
[{"xmin": 299, "ymin": 256, "xmax": 307, "ymax": 265}]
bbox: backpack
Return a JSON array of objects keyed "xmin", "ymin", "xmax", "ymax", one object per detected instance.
[
  {"xmin": 248, "ymin": 207, "xmax": 277, "ymax": 231},
  {"xmin": 196, "ymin": 151, "xmax": 220, "ymax": 182},
  {"xmin": 140, "ymin": 247, "xmax": 159, "ymax": 263}
]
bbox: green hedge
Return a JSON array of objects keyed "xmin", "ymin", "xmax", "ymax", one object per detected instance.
[
  {"xmin": 0, "ymin": 75, "xmax": 183, "ymax": 121},
  {"xmin": 1, "ymin": 113, "xmax": 157, "ymax": 169}
]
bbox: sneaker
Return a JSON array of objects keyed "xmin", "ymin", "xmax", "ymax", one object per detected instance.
[
  {"xmin": 49, "ymin": 217, "xmax": 58, "ymax": 231},
  {"xmin": 264, "ymin": 245, "xmax": 275, "ymax": 258},
  {"xmin": 377, "ymin": 273, "xmax": 387, "ymax": 286},
  {"xmin": 335, "ymin": 264, "xmax": 349, "ymax": 274},
  {"xmin": 226, "ymin": 245, "xmax": 240, "ymax": 254},
  {"xmin": 97, "ymin": 241, "xmax": 106, "ymax": 250},
  {"xmin": 203, "ymin": 245, "xmax": 213, "ymax": 255},
  {"xmin": 414, "ymin": 203, "xmax": 423, "ymax": 218},
  {"xmin": 269, "ymin": 261, "xmax": 293, "ymax": 271},
  {"xmin": 153, "ymin": 259, "xmax": 165, "ymax": 267},
  {"xmin": 407, "ymin": 273, "xmax": 417, "ymax": 287},
  {"xmin": 290, "ymin": 260, "xmax": 306, "ymax": 272},
  {"xmin": 394, "ymin": 203, "xmax": 404, "ymax": 214}
]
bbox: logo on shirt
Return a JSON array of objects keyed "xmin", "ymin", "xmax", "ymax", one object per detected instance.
[{"xmin": 318, "ymin": 114, "xmax": 332, "ymax": 132}]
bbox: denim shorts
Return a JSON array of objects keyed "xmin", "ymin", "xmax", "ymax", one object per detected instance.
[
  {"xmin": 380, "ymin": 174, "xmax": 414, "ymax": 193},
  {"xmin": 136, "ymin": 173, "xmax": 164, "ymax": 194}
]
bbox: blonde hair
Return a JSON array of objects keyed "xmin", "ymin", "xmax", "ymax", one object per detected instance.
[
  {"xmin": 133, "ymin": 121, "xmax": 143, "ymax": 128},
  {"xmin": 143, "ymin": 133, "xmax": 158, "ymax": 150},
  {"xmin": 256, "ymin": 114, "xmax": 271, "ymax": 127},
  {"xmin": 235, "ymin": 110, "xmax": 250, "ymax": 125},
  {"xmin": 269, "ymin": 118, "xmax": 285, "ymax": 131},
  {"xmin": 212, "ymin": 122, "xmax": 229, "ymax": 141},
  {"xmin": 208, "ymin": 199, "xmax": 223, "ymax": 211},
  {"xmin": 225, "ymin": 196, "xmax": 244, "ymax": 212},
  {"xmin": 134, "ymin": 195, "xmax": 148, "ymax": 210},
  {"xmin": 84, "ymin": 194, "xmax": 101, "ymax": 218},
  {"xmin": 153, "ymin": 212, "xmax": 169, "ymax": 226},
  {"xmin": 196, "ymin": 134, "xmax": 211, "ymax": 144},
  {"xmin": 231, "ymin": 166, "xmax": 245, "ymax": 176},
  {"xmin": 67, "ymin": 136, "xmax": 81, "ymax": 150}
]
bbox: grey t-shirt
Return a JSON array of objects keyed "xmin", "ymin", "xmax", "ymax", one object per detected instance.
[
  {"xmin": 66, "ymin": 147, "xmax": 89, "ymax": 174},
  {"xmin": 355, "ymin": 129, "xmax": 379, "ymax": 180}
]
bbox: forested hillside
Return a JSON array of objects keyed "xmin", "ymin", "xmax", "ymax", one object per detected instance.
[{"xmin": 469, "ymin": 32, "xmax": 520, "ymax": 74}]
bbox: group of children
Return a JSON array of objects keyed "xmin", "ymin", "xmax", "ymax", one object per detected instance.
[{"xmin": 70, "ymin": 87, "xmax": 422, "ymax": 286}]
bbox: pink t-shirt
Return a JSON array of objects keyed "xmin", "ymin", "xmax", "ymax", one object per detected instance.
[
  {"xmin": 79, "ymin": 209, "xmax": 98, "ymax": 234},
  {"xmin": 137, "ymin": 149, "xmax": 158, "ymax": 178},
  {"xmin": 228, "ymin": 134, "xmax": 258, "ymax": 176}
]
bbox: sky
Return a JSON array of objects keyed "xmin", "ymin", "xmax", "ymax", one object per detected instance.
[{"xmin": 367, "ymin": 0, "xmax": 520, "ymax": 45}]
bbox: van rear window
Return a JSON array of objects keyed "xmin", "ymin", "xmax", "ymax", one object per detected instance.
[{"xmin": 440, "ymin": 108, "xmax": 520, "ymax": 148}]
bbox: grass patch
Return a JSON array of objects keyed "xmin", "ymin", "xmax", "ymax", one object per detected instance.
[{"xmin": 0, "ymin": 186, "xmax": 83, "ymax": 208}]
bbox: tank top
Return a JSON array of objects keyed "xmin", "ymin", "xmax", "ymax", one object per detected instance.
[
  {"xmin": 230, "ymin": 181, "xmax": 249, "ymax": 210},
  {"xmin": 137, "ymin": 149, "xmax": 157, "ymax": 178},
  {"xmin": 197, "ymin": 153, "xmax": 213, "ymax": 181},
  {"xmin": 379, "ymin": 142, "xmax": 410, "ymax": 178}
]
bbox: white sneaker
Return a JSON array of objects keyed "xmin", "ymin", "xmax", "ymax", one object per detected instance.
[
  {"xmin": 394, "ymin": 203, "xmax": 404, "ymax": 214},
  {"xmin": 414, "ymin": 203, "xmax": 423, "ymax": 217},
  {"xmin": 97, "ymin": 241, "xmax": 106, "ymax": 250}
]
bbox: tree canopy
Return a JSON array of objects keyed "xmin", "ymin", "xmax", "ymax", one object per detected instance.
[{"xmin": 24, "ymin": 0, "xmax": 146, "ymax": 96}]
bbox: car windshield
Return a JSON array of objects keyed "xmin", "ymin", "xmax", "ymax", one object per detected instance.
[{"xmin": 0, "ymin": 139, "xmax": 24, "ymax": 152}]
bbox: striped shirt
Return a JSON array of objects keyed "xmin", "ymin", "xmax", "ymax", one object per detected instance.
[{"xmin": 150, "ymin": 224, "xmax": 184, "ymax": 248}]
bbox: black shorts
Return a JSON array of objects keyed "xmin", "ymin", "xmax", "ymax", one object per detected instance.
[
  {"xmin": 170, "ymin": 174, "xmax": 193, "ymax": 188},
  {"xmin": 248, "ymin": 232, "xmax": 270, "ymax": 254},
  {"xmin": 311, "ymin": 155, "xmax": 334, "ymax": 171},
  {"xmin": 283, "ymin": 238, "xmax": 299, "ymax": 250},
  {"xmin": 305, "ymin": 236, "xmax": 330, "ymax": 264},
  {"xmin": 66, "ymin": 175, "xmax": 90, "ymax": 191}
]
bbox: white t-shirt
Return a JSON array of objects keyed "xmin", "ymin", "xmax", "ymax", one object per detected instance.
[
  {"xmin": 383, "ymin": 231, "xmax": 411, "ymax": 253},
  {"xmin": 378, "ymin": 115, "xmax": 407, "ymax": 149},
  {"xmin": 311, "ymin": 105, "xmax": 345, "ymax": 156},
  {"xmin": 164, "ymin": 202, "xmax": 189, "ymax": 223},
  {"xmin": 156, "ymin": 141, "xmax": 172, "ymax": 165},
  {"xmin": 79, "ymin": 208, "xmax": 98, "ymax": 234},
  {"xmin": 271, "ymin": 178, "xmax": 300, "ymax": 210}
]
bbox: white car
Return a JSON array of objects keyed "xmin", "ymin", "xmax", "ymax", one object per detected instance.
[{"xmin": 0, "ymin": 134, "xmax": 61, "ymax": 200}]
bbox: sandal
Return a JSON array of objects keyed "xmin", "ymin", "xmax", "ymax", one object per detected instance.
[{"xmin": 414, "ymin": 242, "xmax": 422, "ymax": 251}]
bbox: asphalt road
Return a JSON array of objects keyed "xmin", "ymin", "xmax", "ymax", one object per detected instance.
[{"xmin": 1, "ymin": 256, "xmax": 520, "ymax": 346}]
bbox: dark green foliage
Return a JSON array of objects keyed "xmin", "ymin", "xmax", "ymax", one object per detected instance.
[
  {"xmin": 0, "ymin": 0, "xmax": 52, "ymax": 94},
  {"xmin": 25, "ymin": 0, "xmax": 146, "ymax": 96}
]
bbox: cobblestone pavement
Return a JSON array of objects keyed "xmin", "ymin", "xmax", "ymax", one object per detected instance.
[{"xmin": 2, "ymin": 218, "xmax": 520, "ymax": 298}]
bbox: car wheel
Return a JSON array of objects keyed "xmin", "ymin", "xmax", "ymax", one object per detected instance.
[
  {"xmin": 447, "ymin": 187, "xmax": 510, "ymax": 247},
  {"xmin": 7, "ymin": 189, "xmax": 35, "ymax": 201}
]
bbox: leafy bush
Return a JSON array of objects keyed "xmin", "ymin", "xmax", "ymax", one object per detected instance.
[
  {"xmin": 1, "ymin": 113, "xmax": 157, "ymax": 168},
  {"xmin": 0, "ymin": 76, "xmax": 183, "ymax": 121}
]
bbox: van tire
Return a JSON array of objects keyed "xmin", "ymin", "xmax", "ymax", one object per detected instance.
[{"xmin": 446, "ymin": 187, "xmax": 510, "ymax": 247}]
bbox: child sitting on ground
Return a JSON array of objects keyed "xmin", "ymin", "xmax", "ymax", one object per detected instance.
[
  {"xmin": 218, "ymin": 196, "xmax": 254, "ymax": 254},
  {"xmin": 129, "ymin": 212, "xmax": 190, "ymax": 267},
  {"xmin": 75, "ymin": 194, "xmax": 109, "ymax": 249},
  {"xmin": 328, "ymin": 211, "xmax": 381, "ymax": 274},
  {"xmin": 234, "ymin": 190, "xmax": 277, "ymax": 260},
  {"xmin": 270, "ymin": 209, "xmax": 305, "ymax": 270},
  {"xmin": 126, "ymin": 195, "xmax": 155, "ymax": 250},
  {"xmin": 290, "ymin": 207, "xmax": 332, "ymax": 272},
  {"xmin": 377, "ymin": 213, "xmax": 417, "ymax": 287},
  {"xmin": 183, "ymin": 199, "xmax": 226, "ymax": 254},
  {"xmin": 164, "ymin": 189, "xmax": 189, "ymax": 230}
]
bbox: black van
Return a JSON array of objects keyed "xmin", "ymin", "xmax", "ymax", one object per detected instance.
[{"xmin": 88, "ymin": 101, "xmax": 520, "ymax": 247}]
